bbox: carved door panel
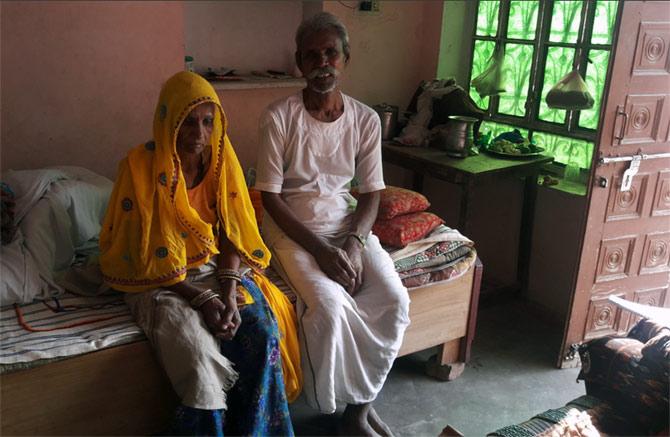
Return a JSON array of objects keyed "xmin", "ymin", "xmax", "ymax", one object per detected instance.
[{"xmin": 560, "ymin": 1, "xmax": 670, "ymax": 367}]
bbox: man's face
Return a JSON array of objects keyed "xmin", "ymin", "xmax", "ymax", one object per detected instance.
[{"xmin": 297, "ymin": 29, "xmax": 348, "ymax": 94}]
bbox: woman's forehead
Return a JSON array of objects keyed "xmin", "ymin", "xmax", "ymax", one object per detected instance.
[{"xmin": 186, "ymin": 102, "xmax": 216, "ymax": 118}]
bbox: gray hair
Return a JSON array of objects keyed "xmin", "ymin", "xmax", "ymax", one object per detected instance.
[{"xmin": 295, "ymin": 12, "xmax": 350, "ymax": 61}]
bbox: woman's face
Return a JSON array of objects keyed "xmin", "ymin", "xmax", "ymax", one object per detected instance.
[{"xmin": 176, "ymin": 103, "xmax": 215, "ymax": 155}]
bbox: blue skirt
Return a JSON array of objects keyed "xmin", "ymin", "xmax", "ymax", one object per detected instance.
[{"xmin": 169, "ymin": 276, "xmax": 294, "ymax": 436}]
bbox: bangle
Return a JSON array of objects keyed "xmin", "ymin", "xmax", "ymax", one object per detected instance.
[
  {"xmin": 216, "ymin": 268, "xmax": 241, "ymax": 283},
  {"xmin": 189, "ymin": 289, "xmax": 219, "ymax": 309},
  {"xmin": 217, "ymin": 273, "xmax": 241, "ymax": 282},
  {"xmin": 347, "ymin": 232, "xmax": 367, "ymax": 248}
]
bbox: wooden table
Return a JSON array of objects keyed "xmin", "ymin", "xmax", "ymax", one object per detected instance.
[{"xmin": 382, "ymin": 142, "xmax": 553, "ymax": 292}]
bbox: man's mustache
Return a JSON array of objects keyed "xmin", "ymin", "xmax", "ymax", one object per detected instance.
[{"xmin": 306, "ymin": 67, "xmax": 339, "ymax": 80}]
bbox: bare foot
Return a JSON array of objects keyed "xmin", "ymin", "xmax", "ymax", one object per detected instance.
[
  {"xmin": 368, "ymin": 407, "xmax": 394, "ymax": 437},
  {"xmin": 339, "ymin": 403, "xmax": 379, "ymax": 436}
]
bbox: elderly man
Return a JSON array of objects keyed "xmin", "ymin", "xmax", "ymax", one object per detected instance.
[{"xmin": 255, "ymin": 11, "xmax": 410, "ymax": 436}]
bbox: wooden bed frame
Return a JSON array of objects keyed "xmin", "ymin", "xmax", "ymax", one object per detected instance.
[{"xmin": 0, "ymin": 258, "xmax": 482, "ymax": 436}]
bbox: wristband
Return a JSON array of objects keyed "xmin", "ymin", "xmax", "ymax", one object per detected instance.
[{"xmin": 347, "ymin": 232, "xmax": 367, "ymax": 248}]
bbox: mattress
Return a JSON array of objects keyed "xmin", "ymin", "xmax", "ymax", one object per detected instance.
[{"xmin": 0, "ymin": 293, "xmax": 143, "ymax": 371}]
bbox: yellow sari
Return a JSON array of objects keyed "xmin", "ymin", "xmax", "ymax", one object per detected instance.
[{"xmin": 99, "ymin": 71, "xmax": 301, "ymax": 402}]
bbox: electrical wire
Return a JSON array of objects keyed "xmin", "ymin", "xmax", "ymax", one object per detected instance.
[{"xmin": 337, "ymin": 1, "xmax": 358, "ymax": 10}]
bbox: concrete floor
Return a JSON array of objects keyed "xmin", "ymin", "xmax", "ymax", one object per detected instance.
[{"xmin": 289, "ymin": 298, "xmax": 585, "ymax": 436}]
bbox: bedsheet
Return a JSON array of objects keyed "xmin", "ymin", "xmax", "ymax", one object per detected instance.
[{"xmin": 0, "ymin": 293, "xmax": 143, "ymax": 368}]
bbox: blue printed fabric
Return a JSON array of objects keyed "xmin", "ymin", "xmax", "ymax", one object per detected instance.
[{"xmin": 168, "ymin": 276, "xmax": 294, "ymax": 437}]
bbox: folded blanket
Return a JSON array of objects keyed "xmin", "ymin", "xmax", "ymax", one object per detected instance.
[
  {"xmin": 401, "ymin": 249, "xmax": 477, "ymax": 288},
  {"xmin": 395, "ymin": 241, "xmax": 471, "ymax": 273},
  {"xmin": 398, "ymin": 247, "xmax": 472, "ymax": 279},
  {"xmin": 385, "ymin": 224, "xmax": 473, "ymax": 262}
]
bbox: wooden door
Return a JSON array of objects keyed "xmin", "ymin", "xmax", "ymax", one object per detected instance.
[{"xmin": 559, "ymin": 0, "xmax": 670, "ymax": 368}]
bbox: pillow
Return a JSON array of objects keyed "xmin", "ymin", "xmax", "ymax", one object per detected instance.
[
  {"xmin": 373, "ymin": 212, "xmax": 444, "ymax": 247},
  {"xmin": 377, "ymin": 186, "xmax": 430, "ymax": 220}
]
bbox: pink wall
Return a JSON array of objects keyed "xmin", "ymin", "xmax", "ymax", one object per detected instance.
[
  {"xmin": 324, "ymin": 1, "xmax": 443, "ymax": 109},
  {"xmin": 216, "ymin": 86, "xmax": 304, "ymax": 172},
  {"xmin": 184, "ymin": 1, "xmax": 303, "ymax": 75},
  {"xmin": 1, "ymin": 1, "xmax": 184, "ymax": 179}
]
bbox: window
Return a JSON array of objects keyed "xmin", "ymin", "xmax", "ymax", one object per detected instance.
[{"xmin": 469, "ymin": 0, "xmax": 619, "ymax": 169}]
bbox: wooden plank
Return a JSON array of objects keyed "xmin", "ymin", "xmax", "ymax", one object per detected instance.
[
  {"xmin": 1, "ymin": 341, "xmax": 177, "ymax": 436},
  {"xmin": 440, "ymin": 339, "xmax": 461, "ymax": 364},
  {"xmin": 398, "ymin": 267, "xmax": 474, "ymax": 356},
  {"xmin": 459, "ymin": 257, "xmax": 483, "ymax": 362}
]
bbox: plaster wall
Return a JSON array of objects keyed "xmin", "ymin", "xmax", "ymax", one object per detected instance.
[
  {"xmin": 324, "ymin": 1, "xmax": 442, "ymax": 109},
  {"xmin": 0, "ymin": 1, "xmax": 184, "ymax": 180},
  {"xmin": 437, "ymin": 1, "xmax": 477, "ymax": 85},
  {"xmin": 184, "ymin": 1, "xmax": 302, "ymax": 76},
  {"xmin": 217, "ymin": 86, "xmax": 303, "ymax": 172}
]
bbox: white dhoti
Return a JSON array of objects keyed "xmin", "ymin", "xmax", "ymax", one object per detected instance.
[{"xmin": 268, "ymin": 229, "xmax": 410, "ymax": 413}]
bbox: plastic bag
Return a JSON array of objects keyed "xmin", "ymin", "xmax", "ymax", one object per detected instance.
[
  {"xmin": 545, "ymin": 69, "xmax": 594, "ymax": 110},
  {"xmin": 471, "ymin": 45, "xmax": 506, "ymax": 98}
]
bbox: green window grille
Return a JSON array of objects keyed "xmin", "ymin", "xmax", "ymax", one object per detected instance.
[{"xmin": 464, "ymin": 0, "xmax": 620, "ymax": 169}]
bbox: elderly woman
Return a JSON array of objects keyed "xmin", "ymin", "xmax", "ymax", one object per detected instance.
[{"xmin": 99, "ymin": 71, "xmax": 300, "ymax": 436}]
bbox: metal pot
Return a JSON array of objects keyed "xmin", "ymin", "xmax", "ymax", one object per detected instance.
[
  {"xmin": 429, "ymin": 115, "xmax": 478, "ymax": 158},
  {"xmin": 373, "ymin": 103, "xmax": 398, "ymax": 141}
]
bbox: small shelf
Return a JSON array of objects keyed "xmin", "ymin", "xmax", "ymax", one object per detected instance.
[{"xmin": 209, "ymin": 76, "xmax": 306, "ymax": 91}]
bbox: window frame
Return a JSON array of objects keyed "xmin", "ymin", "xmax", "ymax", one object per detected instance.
[{"xmin": 466, "ymin": 0, "xmax": 621, "ymax": 144}]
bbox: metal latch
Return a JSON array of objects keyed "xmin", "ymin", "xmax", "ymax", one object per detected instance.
[
  {"xmin": 598, "ymin": 151, "xmax": 670, "ymax": 192},
  {"xmin": 621, "ymin": 155, "xmax": 641, "ymax": 192}
]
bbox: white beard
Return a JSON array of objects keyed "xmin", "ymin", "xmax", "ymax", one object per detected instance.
[{"xmin": 309, "ymin": 82, "xmax": 337, "ymax": 94}]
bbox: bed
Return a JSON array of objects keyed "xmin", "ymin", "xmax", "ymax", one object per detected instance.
[
  {"xmin": 0, "ymin": 259, "xmax": 481, "ymax": 436},
  {"xmin": 0, "ymin": 169, "xmax": 482, "ymax": 435}
]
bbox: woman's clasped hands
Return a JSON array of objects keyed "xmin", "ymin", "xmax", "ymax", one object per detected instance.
[{"xmin": 200, "ymin": 287, "xmax": 241, "ymax": 340}]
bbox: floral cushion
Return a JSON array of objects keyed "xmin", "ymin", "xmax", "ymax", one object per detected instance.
[
  {"xmin": 372, "ymin": 212, "xmax": 444, "ymax": 248},
  {"xmin": 377, "ymin": 186, "xmax": 430, "ymax": 220}
]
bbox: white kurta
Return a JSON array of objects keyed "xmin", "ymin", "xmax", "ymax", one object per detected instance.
[{"xmin": 256, "ymin": 92, "xmax": 410, "ymax": 413}]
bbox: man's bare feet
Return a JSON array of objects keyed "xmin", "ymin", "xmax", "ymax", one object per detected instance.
[
  {"xmin": 368, "ymin": 407, "xmax": 394, "ymax": 437},
  {"xmin": 339, "ymin": 403, "xmax": 378, "ymax": 436}
]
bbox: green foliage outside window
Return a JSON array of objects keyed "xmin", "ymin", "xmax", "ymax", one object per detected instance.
[
  {"xmin": 470, "ymin": 40, "xmax": 495, "ymax": 110},
  {"xmin": 592, "ymin": 0, "xmax": 617, "ymax": 44},
  {"xmin": 532, "ymin": 133, "xmax": 594, "ymax": 170},
  {"xmin": 464, "ymin": 0, "xmax": 619, "ymax": 170},
  {"xmin": 476, "ymin": 0, "xmax": 499, "ymax": 37},
  {"xmin": 499, "ymin": 43, "xmax": 533, "ymax": 117},
  {"xmin": 507, "ymin": 0, "xmax": 538, "ymax": 40},
  {"xmin": 549, "ymin": 0, "xmax": 582, "ymax": 43},
  {"xmin": 580, "ymin": 49, "xmax": 610, "ymax": 130}
]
